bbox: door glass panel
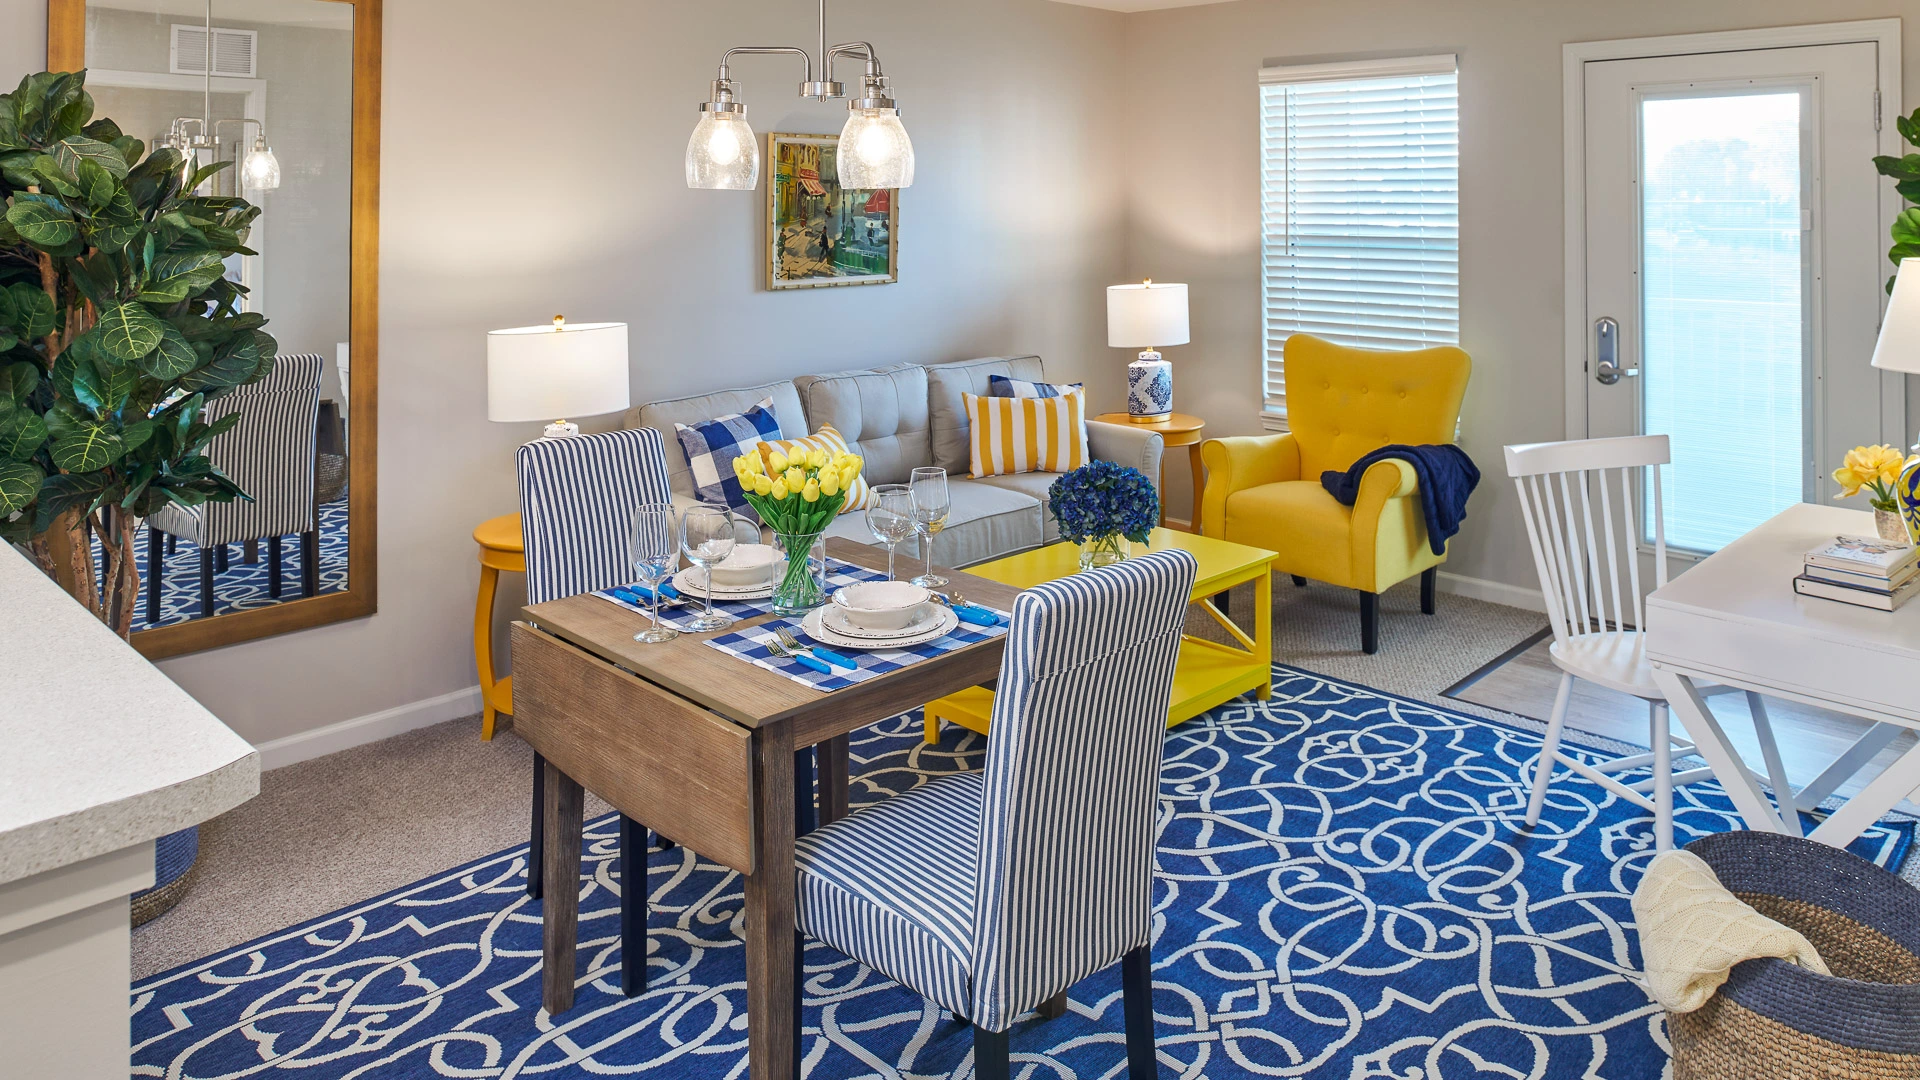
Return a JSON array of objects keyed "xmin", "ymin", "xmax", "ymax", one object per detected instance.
[{"xmin": 1640, "ymin": 91, "xmax": 1805, "ymax": 553}]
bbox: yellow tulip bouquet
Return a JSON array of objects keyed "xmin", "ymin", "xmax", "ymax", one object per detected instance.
[
  {"xmin": 731, "ymin": 445, "xmax": 865, "ymax": 611},
  {"xmin": 1833, "ymin": 444, "xmax": 1907, "ymax": 514}
]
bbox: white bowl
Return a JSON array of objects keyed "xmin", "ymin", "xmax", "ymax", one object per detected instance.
[
  {"xmin": 708, "ymin": 543, "xmax": 778, "ymax": 587},
  {"xmin": 831, "ymin": 581, "xmax": 931, "ymax": 631}
]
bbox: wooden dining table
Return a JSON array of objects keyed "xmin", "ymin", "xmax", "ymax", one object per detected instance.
[{"xmin": 510, "ymin": 538, "xmax": 1021, "ymax": 1080}]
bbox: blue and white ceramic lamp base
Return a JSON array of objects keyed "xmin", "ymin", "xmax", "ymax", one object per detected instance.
[{"xmin": 1127, "ymin": 355, "xmax": 1173, "ymax": 422}]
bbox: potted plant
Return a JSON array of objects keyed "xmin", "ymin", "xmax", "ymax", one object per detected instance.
[
  {"xmin": 1047, "ymin": 460, "xmax": 1159, "ymax": 570},
  {"xmin": 732, "ymin": 444, "xmax": 865, "ymax": 613},
  {"xmin": 1832, "ymin": 444, "xmax": 1912, "ymax": 544},
  {"xmin": 1, "ymin": 70, "xmax": 273, "ymax": 634}
]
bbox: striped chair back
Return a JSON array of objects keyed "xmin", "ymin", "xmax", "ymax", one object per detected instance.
[
  {"xmin": 198, "ymin": 353, "xmax": 324, "ymax": 547},
  {"xmin": 516, "ymin": 428, "xmax": 672, "ymax": 605},
  {"xmin": 969, "ymin": 547, "xmax": 1197, "ymax": 1032}
]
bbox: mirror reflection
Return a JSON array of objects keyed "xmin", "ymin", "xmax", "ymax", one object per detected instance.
[{"xmin": 81, "ymin": 0, "xmax": 354, "ymax": 628}]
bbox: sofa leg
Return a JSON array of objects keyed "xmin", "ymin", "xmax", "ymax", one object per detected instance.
[
  {"xmin": 1420, "ymin": 567, "xmax": 1437, "ymax": 615},
  {"xmin": 1359, "ymin": 591, "xmax": 1378, "ymax": 654},
  {"xmin": 1290, "ymin": 575, "xmax": 1307, "ymax": 588}
]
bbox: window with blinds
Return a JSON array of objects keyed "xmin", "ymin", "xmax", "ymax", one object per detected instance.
[{"xmin": 1260, "ymin": 55, "xmax": 1459, "ymax": 422}]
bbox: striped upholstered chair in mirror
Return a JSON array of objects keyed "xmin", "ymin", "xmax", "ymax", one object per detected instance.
[
  {"xmin": 146, "ymin": 353, "xmax": 325, "ymax": 622},
  {"xmin": 793, "ymin": 547, "xmax": 1199, "ymax": 1078},
  {"xmin": 513, "ymin": 427, "xmax": 677, "ymax": 998}
]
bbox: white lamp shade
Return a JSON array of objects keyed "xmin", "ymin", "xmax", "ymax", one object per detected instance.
[
  {"xmin": 487, "ymin": 321, "xmax": 631, "ymax": 423},
  {"xmin": 1873, "ymin": 259, "xmax": 1920, "ymax": 375},
  {"xmin": 1107, "ymin": 282, "xmax": 1190, "ymax": 349}
]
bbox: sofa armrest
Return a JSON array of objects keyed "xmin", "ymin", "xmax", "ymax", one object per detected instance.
[
  {"xmin": 1087, "ymin": 420, "xmax": 1165, "ymax": 499},
  {"xmin": 1199, "ymin": 434, "xmax": 1302, "ymax": 537}
]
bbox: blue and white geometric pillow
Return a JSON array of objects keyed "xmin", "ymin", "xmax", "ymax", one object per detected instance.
[
  {"xmin": 988, "ymin": 373, "xmax": 1084, "ymax": 399},
  {"xmin": 673, "ymin": 397, "xmax": 783, "ymax": 518}
]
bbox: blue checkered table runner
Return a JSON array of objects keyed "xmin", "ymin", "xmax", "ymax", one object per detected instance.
[
  {"xmin": 704, "ymin": 610, "xmax": 1011, "ymax": 692},
  {"xmin": 592, "ymin": 558, "xmax": 889, "ymax": 631}
]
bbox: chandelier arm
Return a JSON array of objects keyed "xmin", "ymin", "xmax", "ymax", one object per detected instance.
[
  {"xmin": 825, "ymin": 41, "xmax": 880, "ymax": 73},
  {"xmin": 717, "ymin": 46, "xmax": 815, "ymax": 86}
]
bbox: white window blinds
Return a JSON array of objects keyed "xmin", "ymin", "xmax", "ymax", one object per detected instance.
[{"xmin": 1260, "ymin": 55, "xmax": 1459, "ymax": 421}]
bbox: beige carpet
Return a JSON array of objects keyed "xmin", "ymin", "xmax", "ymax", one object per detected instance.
[{"xmin": 127, "ymin": 575, "xmax": 1547, "ymax": 979}]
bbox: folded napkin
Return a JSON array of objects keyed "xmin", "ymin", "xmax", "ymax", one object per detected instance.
[
  {"xmin": 1630, "ymin": 848, "xmax": 1829, "ymax": 1013},
  {"xmin": 948, "ymin": 601, "xmax": 1002, "ymax": 627}
]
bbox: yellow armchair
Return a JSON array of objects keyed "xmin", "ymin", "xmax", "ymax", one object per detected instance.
[{"xmin": 1200, "ymin": 334, "xmax": 1471, "ymax": 653}]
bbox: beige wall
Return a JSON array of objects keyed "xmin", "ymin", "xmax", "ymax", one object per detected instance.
[
  {"xmin": 2, "ymin": 0, "xmax": 1131, "ymax": 746},
  {"xmin": 1122, "ymin": 0, "xmax": 1920, "ymax": 593}
]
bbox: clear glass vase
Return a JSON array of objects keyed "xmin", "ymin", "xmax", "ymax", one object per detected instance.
[
  {"xmin": 1078, "ymin": 533, "xmax": 1130, "ymax": 571},
  {"xmin": 771, "ymin": 530, "xmax": 829, "ymax": 615}
]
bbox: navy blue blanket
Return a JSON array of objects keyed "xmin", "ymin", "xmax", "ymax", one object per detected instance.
[{"xmin": 1320, "ymin": 444, "xmax": 1480, "ymax": 556}]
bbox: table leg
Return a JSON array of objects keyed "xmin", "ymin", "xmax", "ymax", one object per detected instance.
[
  {"xmin": 1807, "ymin": 739, "xmax": 1920, "ymax": 848},
  {"xmin": 541, "ymin": 758, "xmax": 583, "ymax": 1016},
  {"xmin": 1796, "ymin": 722, "xmax": 1905, "ymax": 812},
  {"xmin": 1253, "ymin": 569, "xmax": 1272, "ymax": 700},
  {"xmin": 1188, "ymin": 443, "xmax": 1205, "ymax": 533},
  {"xmin": 1746, "ymin": 693, "xmax": 1801, "ymax": 838},
  {"xmin": 818, "ymin": 734, "xmax": 850, "ymax": 825},
  {"xmin": 1653, "ymin": 669, "xmax": 1784, "ymax": 833},
  {"xmin": 475, "ymin": 564, "xmax": 501, "ymax": 741},
  {"xmin": 744, "ymin": 723, "xmax": 801, "ymax": 1080}
]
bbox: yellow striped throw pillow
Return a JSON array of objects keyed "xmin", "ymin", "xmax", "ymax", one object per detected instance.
[
  {"xmin": 753, "ymin": 424, "xmax": 871, "ymax": 512},
  {"xmin": 963, "ymin": 390, "xmax": 1089, "ymax": 478}
]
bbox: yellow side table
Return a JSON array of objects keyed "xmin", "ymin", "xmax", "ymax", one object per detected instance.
[
  {"xmin": 1093, "ymin": 411, "xmax": 1206, "ymax": 531},
  {"xmin": 473, "ymin": 512, "xmax": 524, "ymax": 740}
]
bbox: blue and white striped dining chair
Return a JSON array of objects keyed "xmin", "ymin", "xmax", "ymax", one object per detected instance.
[
  {"xmin": 794, "ymin": 547, "xmax": 1199, "ymax": 1078},
  {"xmin": 515, "ymin": 427, "xmax": 673, "ymax": 997}
]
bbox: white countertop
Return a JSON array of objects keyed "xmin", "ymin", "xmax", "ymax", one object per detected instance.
[{"xmin": 0, "ymin": 543, "xmax": 258, "ymax": 886}]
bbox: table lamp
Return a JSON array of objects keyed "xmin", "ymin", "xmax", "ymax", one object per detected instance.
[
  {"xmin": 1107, "ymin": 280, "xmax": 1189, "ymax": 422},
  {"xmin": 487, "ymin": 317, "xmax": 630, "ymax": 438},
  {"xmin": 1871, "ymin": 260, "xmax": 1920, "ymax": 543}
]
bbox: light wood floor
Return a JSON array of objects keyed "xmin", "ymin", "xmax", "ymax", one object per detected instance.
[{"xmin": 1449, "ymin": 634, "xmax": 1920, "ymax": 817}]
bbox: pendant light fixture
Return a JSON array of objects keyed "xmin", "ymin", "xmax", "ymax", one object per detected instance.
[
  {"xmin": 686, "ymin": 0, "xmax": 914, "ymax": 191},
  {"xmin": 165, "ymin": 0, "xmax": 281, "ymax": 195}
]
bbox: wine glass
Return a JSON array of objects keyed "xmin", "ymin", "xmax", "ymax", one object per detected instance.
[
  {"xmin": 865, "ymin": 484, "xmax": 916, "ymax": 580},
  {"xmin": 629, "ymin": 503, "xmax": 679, "ymax": 643},
  {"xmin": 680, "ymin": 504, "xmax": 739, "ymax": 632},
  {"xmin": 909, "ymin": 467, "xmax": 950, "ymax": 588}
]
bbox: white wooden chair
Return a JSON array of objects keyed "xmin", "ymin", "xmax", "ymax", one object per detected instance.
[{"xmin": 1505, "ymin": 434, "xmax": 1790, "ymax": 851}]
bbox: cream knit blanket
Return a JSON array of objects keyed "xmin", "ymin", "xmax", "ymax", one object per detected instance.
[{"xmin": 1631, "ymin": 848, "xmax": 1830, "ymax": 1012}]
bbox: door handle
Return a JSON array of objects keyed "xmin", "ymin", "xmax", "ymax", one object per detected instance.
[{"xmin": 1594, "ymin": 316, "xmax": 1638, "ymax": 385}]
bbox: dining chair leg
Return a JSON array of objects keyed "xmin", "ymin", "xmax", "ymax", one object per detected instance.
[
  {"xmin": 619, "ymin": 813, "xmax": 646, "ymax": 997},
  {"xmin": 1214, "ymin": 590, "xmax": 1230, "ymax": 618},
  {"xmin": 1121, "ymin": 944, "xmax": 1158, "ymax": 1077},
  {"xmin": 198, "ymin": 549, "xmax": 215, "ymax": 619},
  {"xmin": 972, "ymin": 1025, "xmax": 1012, "ymax": 1080},
  {"xmin": 214, "ymin": 544, "xmax": 229, "ymax": 573},
  {"xmin": 1358, "ymin": 591, "xmax": 1379, "ymax": 654},
  {"xmin": 1420, "ymin": 567, "xmax": 1437, "ymax": 615},
  {"xmin": 146, "ymin": 526, "xmax": 163, "ymax": 625},
  {"xmin": 795, "ymin": 746, "xmax": 817, "ymax": 837},
  {"xmin": 1651, "ymin": 699, "xmax": 1674, "ymax": 852},
  {"xmin": 1290, "ymin": 575, "xmax": 1307, "ymax": 587},
  {"xmin": 1526, "ymin": 673, "xmax": 1574, "ymax": 827},
  {"xmin": 301, "ymin": 530, "xmax": 319, "ymax": 597},
  {"xmin": 527, "ymin": 753, "xmax": 545, "ymax": 901},
  {"xmin": 1038, "ymin": 990, "xmax": 1068, "ymax": 1020},
  {"xmin": 267, "ymin": 535, "xmax": 283, "ymax": 599},
  {"xmin": 167, "ymin": 534, "xmax": 177, "ymax": 555}
]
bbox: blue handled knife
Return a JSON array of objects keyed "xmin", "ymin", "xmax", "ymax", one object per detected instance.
[{"xmin": 784, "ymin": 651, "xmax": 833, "ymax": 676}]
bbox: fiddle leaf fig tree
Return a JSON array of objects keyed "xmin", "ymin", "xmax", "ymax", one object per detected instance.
[
  {"xmin": 0, "ymin": 70, "xmax": 275, "ymax": 636},
  {"xmin": 1873, "ymin": 107, "xmax": 1920, "ymax": 291}
]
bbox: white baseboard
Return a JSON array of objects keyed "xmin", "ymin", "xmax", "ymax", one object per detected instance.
[
  {"xmin": 254, "ymin": 685, "xmax": 485, "ymax": 771},
  {"xmin": 1435, "ymin": 570, "xmax": 1547, "ymax": 613}
]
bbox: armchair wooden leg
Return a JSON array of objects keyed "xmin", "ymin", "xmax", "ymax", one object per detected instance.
[
  {"xmin": 1420, "ymin": 567, "xmax": 1437, "ymax": 615},
  {"xmin": 619, "ymin": 813, "xmax": 646, "ymax": 997},
  {"xmin": 1122, "ymin": 944, "xmax": 1159, "ymax": 1077},
  {"xmin": 1290, "ymin": 575, "xmax": 1307, "ymax": 587},
  {"xmin": 973, "ymin": 1025, "xmax": 1012, "ymax": 1080},
  {"xmin": 198, "ymin": 549, "xmax": 215, "ymax": 619},
  {"xmin": 146, "ymin": 526, "xmax": 163, "ymax": 625},
  {"xmin": 527, "ymin": 753, "xmax": 545, "ymax": 900},
  {"xmin": 1359, "ymin": 591, "xmax": 1378, "ymax": 655},
  {"xmin": 1039, "ymin": 990, "xmax": 1068, "ymax": 1019}
]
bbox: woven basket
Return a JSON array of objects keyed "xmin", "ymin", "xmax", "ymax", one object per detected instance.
[
  {"xmin": 1669, "ymin": 831, "xmax": 1920, "ymax": 1079},
  {"xmin": 316, "ymin": 452, "xmax": 349, "ymax": 506},
  {"xmin": 130, "ymin": 826, "xmax": 200, "ymax": 927}
]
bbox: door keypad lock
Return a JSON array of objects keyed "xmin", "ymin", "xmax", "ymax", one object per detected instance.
[{"xmin": 1593, "ymin": 316, "xmax": 1638, "ymax": 385}]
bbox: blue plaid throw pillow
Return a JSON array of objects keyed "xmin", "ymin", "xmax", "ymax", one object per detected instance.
[
  {"xmin": 988, "ymin": 373, "xmax": 1084, "ymax": 399},
  {"xmin": 673, "ymin": 397, "xmax": 783, "ymax": 516}
]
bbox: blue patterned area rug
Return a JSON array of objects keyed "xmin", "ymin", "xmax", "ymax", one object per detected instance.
[{"xmin": 132, "ymin": 667, "xmax": 1911, "ymax": 1080}]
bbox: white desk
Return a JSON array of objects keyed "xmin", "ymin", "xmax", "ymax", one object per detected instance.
[{"xmin": 1647, "ymin": 502, "xmax": 1920, "ymax": 847}]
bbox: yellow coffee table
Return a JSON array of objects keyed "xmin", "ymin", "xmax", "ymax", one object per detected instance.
[{"xmin": 923, "ymin": 528, "xmax": 1277, "ymax": 742}]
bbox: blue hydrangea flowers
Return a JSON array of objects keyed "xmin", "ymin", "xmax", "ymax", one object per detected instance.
[{"xmin": 1047, "ymin": 461, "xmax": 1159, "ymax": 546}]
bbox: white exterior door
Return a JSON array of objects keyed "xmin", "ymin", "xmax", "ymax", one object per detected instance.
[{"xmin": 1580, "ymin": 42, "xmax": 1898, "ymax": 557}]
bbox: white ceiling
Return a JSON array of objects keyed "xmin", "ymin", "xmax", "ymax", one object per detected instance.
[{"xmin": 1044, "ymin": 0, "xmax": 1239, "ymax": 11}]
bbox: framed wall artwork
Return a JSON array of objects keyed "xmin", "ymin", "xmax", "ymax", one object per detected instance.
[{"xmin": 766, "ymin": 132, "xmax": 898, "ymax": 290}]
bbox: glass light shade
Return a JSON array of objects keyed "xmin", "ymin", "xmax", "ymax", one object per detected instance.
[
  {"xmin": 1873, "ymin": 259, "xmax": 1920, "ymax": 375},
  {"xmin": 486, "ymin": 320, "xmax": 631, "ymax": 424},
  {"xmin": 242, "ymin": 143, "xmax": 281, "ymax": 192},
  {"xmin": 836, "ymin": 107, "xmax": 915, "ymax": 189},
  {"xmin": 686, "ymin": 112, "xmax": 760, "ymax": 190},
  {"xmin": 1107, "ymin": 282, "xmax": 1191, "ymax": 348}
]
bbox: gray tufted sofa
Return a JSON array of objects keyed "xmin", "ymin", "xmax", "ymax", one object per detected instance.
[{"xmin": 626, "ymin": 355, "xmax": 1164, "ymax": 568}]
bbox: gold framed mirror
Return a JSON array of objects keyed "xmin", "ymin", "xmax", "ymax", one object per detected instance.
[{"xmin": 46, "ymin": 0, "xmax": 378, "ymax": 660}]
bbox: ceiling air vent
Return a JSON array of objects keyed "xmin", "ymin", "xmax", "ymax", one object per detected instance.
[{"xmin": 170, "ymin": 25, "xmax": 258, "ymax": 78}]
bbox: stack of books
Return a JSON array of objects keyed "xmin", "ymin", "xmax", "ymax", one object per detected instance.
[{"xmin": 1794, "ymin": 536, "xmax": 1920, "ymax": 611}]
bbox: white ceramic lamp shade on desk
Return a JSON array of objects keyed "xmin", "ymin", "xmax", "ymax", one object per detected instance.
[
  {"xmin": 1871, "ymin": 260, "xmax": 1920, "ymax": 543},
  {"xmin": 487, "ymin": 318, "xmax": 630, "ymax": 438},
  {"xmin": 1108, "ymin": 281, "xmax": 1188, "ymax": 422}
]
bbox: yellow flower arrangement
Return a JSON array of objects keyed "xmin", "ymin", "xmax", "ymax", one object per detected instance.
[
  {"xmin": 1833, "ymin": 444, "xmax": 1907, "ymax": 513},
  {"xmin": 730, "ymin": 443, "xmax": 865, "ymax": 536}
]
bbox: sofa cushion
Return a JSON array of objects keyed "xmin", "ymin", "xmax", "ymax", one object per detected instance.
[
  {"xmin": 988, "ymin": 373, "xmax": 1082, "ymax": 399},
  {"xmin": 962, "ymin": 391, "xmax": 1089, "ymax": 479},
  {"xmin": 820, "ymin": 478, "xmax": 1042, "ymax": 568},
  {"xmin": 756, "ymin": 424, "xmax": 871, "ymax": 512},
  {"xmin": 926, "ymin": 356, "xmax": 1046, "ymax": 474},
  {"xmin": 672, "ymin": 396, "xmax": 783, "ymax": 516},
  {"xmin": 968, "ymin": 471, "xmax": 1069, "ymax": 544},
  {"xmin": 793, "ymin": 364, "xmax": 929, "ymax": 487},
  {"xmin": 628, "ymin": 381, "xmax": 808, "ymax": 498}
]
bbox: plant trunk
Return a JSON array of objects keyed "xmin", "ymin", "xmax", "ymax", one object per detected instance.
[
  {"xmin": 27, "ymin": 506, "xmax": 140, "ymax": 641},
  {"xmin": 98, "ymin": 506, "xmax": 140, "ymax": 639}
]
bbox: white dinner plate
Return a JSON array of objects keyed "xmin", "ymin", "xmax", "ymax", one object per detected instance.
[
  {"xmin": 801, "ymin": 604, "xmax": 957, "ymax": 650},
  {"xmin": 673, "ymin": 567, "xmax": 773, "ymax": 600}
]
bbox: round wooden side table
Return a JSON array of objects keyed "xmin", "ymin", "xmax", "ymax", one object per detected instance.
[
  {"xmin": 1094, "ymin": 412, "xmax": 1207, "ymax": 530},
  {"xmin": 473, "ymin": 512, "xmax": 524, "ymax": 740}
]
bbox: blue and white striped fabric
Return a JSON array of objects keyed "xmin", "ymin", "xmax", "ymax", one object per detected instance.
[
  {"xmin": 987, "ymin": 373, "xmax": 1083, "ymax": 399},
  {"xmin": 704, "ymin": 611, "xmax": 1009, "ymax": 693},
  {"xmin": 515, "ymin": 429, "xmax": 672, "ymax": 605},
  {"xmin": 672, "ymin": 397, "xmax": 781, "ymax": 515},
  {"xmin": 148, "ymin": 354, "xmax": 323, "ymax": 547},
  {"xmin": 794, "ymin": 549, "xmax": 1197, "ymax": 1030}
]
